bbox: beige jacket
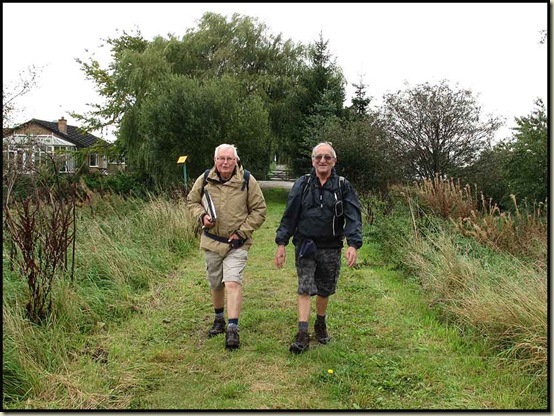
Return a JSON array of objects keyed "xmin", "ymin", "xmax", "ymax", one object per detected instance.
[{"xmin": 186, "ymin": 166, "xmax": 267, "ymax": 256}]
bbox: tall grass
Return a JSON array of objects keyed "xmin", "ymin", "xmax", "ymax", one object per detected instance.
[
  {"xmin": 453, "ymin": 194, "xmax": 547, "ymax": 265},
  {"xmin": 406, "ymin": 233, "xmax": 547, "ymax": 371},
  {"xmin": 414, "ymin": 175, "xmax": 478, "ymax": 219},
  {"xmin": 368, "ymin": 179, "xmax": 547, "ymax": 396},
  {"xmin": 412, "ymin": 176, "xmax": 547, "ymax": 264},
  {"xmin": 3, "ymin": 193, "xmax": 197, "ymax": 407}
]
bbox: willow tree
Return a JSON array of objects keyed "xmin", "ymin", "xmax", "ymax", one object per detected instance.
[
  {"xmin": 74, "ymin": 13, "xmax": 305, "ymax": 185},
  {"xmin": 131, "ymin": 74, "xmax": 270, "ymax": 185}
]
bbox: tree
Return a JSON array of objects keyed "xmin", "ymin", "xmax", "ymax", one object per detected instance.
[
  {"xmin": 504, "ymin": 98, "xmax": 548, "ymax": 203},
  {"xmin": 380, "ymin": 80, "xmax": 503, "ymax": 180},
  {"xmin": 457, "ymin": 142, "xmax": 512, "ymax": 208},
  {"xmin": 323, "ymin": 115, "xmax": 399, "ymax": 192},
  {"xmin": 74, "ymin": 14, "xmax": 305, "ymax": 185},
  {"xmin": 129, "ymin": 75, "xmax": 271, "ymax": 187},
  {"xmin": 348, "ymin": 77, "xmax": 372, "ymax": 117},
  {"xmin": 2, "ymin": 65, "xmax": 42, "ymax": 128},
  {"xmin": 286, "ymin": 32, "xmax": 347, "ymax": 175},
  {"xmin": 173, "ymin": 12, "xmax": 306, "ymax": 170}
]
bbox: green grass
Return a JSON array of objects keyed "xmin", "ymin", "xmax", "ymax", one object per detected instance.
[{"xmin": 2, "ymin": 188, "xmax": 547, "ymax": 409}]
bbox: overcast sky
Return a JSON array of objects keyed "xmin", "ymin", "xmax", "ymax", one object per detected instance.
[{"xmin": 3, "ymin": 2, "xmax": 547, "ymax": 142}]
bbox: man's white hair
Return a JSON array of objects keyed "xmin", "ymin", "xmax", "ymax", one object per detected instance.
[
  {"xmin": 214, "ymin": 143, "xmax": 240, "ymax": 160},
  {"xmin": 312, "ymin": 142, "xmax": 336, "ymax": 159}
]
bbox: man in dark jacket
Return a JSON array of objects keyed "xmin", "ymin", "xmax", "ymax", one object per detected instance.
[{"xmin": 274, "ymin": 142, "xmax": 363, "ymax": 354}]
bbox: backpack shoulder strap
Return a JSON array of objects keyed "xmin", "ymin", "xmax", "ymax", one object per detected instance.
[
  {"xmin": 302, "ymin": 173, "xmax": 311, "ymax": 195},
  {"xmin": 338, "ymin": 176, "xmax": 345, "ymax": 199},
  {"xmin": 241, "ymin": 170, "xmax": 250, "ymax": 192}
]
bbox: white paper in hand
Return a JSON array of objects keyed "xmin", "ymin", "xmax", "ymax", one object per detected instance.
[{"xmin": 201, "ymin": 189, "xmax": 217, "ymax": 223}]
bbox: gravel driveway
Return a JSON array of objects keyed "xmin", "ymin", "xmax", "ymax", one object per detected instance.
[{"xmin": 258, "ymin": 180, "xmax": 295, "ymax": 190}]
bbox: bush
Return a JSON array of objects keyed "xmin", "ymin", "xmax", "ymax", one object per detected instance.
[{"xmin": 81, "ymin": 171, "xmax": 154, "ymax": 198}]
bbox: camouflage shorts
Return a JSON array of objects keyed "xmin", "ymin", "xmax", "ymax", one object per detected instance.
[{"xmin": 295, "ymin": 247, "xmax": 341, "ymax": 297}]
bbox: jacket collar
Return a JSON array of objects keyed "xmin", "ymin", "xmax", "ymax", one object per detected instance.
[
  {"xmin": 210, "ymin": 165, "xmax": 243, "ymax": 184},
  {"xmin": 310, "ymin": 167, "xmax": 337, "ymax": 183}
]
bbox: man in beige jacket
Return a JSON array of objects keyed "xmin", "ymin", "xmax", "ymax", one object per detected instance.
[{"xmin": 187, "ymin": 144, "xmax": 267, "ymax": 350}]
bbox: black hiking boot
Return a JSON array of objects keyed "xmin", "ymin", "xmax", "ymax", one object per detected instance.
[
  {"xmin": 289, "ymin": 330, "xmax": 310, "ymax": 354},
  {"xmin": 314, "ymin": 321, "xmax": 331, "ymax": 344},
  {"xmin": 225, "ymin": 326, "xmax": 240, "ymax": 350},
  {"xmin": 208, "ymin": 316, "xmax": 226, "ymax": 338}
]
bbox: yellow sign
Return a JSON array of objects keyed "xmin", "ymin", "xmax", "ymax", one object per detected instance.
[{"xmin": 177, "ymin": 155, "xmax": 188, "ymax": 164}]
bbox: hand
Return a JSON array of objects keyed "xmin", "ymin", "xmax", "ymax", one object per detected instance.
[
  {"xmin": 202, "ymin": 214, "xmax": 214, "ymax": 228},
  {"xmin": 345, "ymin": 246, "xmax": 357, "ymax": 268},
  {"xmin": 228, "ymin": 233, "xmax": 240, "ymax": 243},
  {"xmin": 275, "ymin": 245, "xmax": 286, "ymax": 269}
]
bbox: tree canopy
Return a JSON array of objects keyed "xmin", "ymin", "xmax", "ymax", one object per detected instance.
[
  {"xmin": 73, "ymin": 13, "xmax": 306, "ymax": 186},
  {"xmin": 286, "ymin": 32, "xmax": 347, "ymax": 175},
  {"xmin": 68, "ymin": 12, "xmax": 543, "ymax": 210},
  {"xmin": 504, "ymin": 98, "xmax": 548, "ymax": 203},
  {"xmin": 380, "ymin": 80, "xmax": 503, "ymax": 180}
]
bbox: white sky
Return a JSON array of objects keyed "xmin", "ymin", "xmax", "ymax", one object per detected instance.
[{"xmin": 3, "ymin": 2, "xmax": 548, "ymax": 143}]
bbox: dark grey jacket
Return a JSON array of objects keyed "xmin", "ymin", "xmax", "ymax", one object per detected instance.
[{"xmin": 275, "ymin": 168, "xmax": 363, "ymax": 249}]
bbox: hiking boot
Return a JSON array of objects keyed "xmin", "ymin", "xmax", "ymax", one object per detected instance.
[
  {"xmin": 208, "ymin": 316, "xmax": 226, "ymax": 338},
  {"xmin": 289, "ymin": 330, "xmax": 310, "ymax": 354},
  {"xmin": 225, "ymin": 326, "xmax": 240, "ymax": 350},
  {"xmin": 314, "ymin": 321, "xmax": 331, "ymax": 344}
]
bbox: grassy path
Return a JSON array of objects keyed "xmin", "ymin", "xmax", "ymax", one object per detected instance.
[{"xmin": 101, "ymin": 189, "xmax": 535, "ymax": 410}]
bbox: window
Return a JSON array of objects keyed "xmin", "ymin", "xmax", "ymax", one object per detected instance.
[
  {"xmin": 53, "ymin": 145, "xmax": 76, "ymax": 173},
  {"xmin": 89, "ymin": 153, "xmax": 99, "ymax": 167}
]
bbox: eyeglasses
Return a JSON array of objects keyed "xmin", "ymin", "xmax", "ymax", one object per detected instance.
[
  {"xmin": 313, "ymin": 154, "xmax": 334, "ymax": 161},
  {"xmin": 216, "ymin": 157, "xmax": 236, "ymax": 162}
]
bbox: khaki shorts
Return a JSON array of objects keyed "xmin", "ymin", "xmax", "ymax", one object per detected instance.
[{"xmin": 204, "ymin": 248, "xmax": 248, "ymax": 290}]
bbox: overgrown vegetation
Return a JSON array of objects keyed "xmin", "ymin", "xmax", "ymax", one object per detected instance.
[
  {"xmin": 2, "ymin": 186, "xmax": 547, "ymax": 409},
  {"xmin": 3, "ymin": 192, "xmax": 197, "ymax": 407},
  {"xmin": 72, "ymin": 12, "xmax": 530, "ymax": 189},
  {"xmin": 3, "ymin": 155, "xmax": 80, "ymax": 324},
  {"xmin": 367, "ymin": 178, "xmax": 547, "ymax": 398}
]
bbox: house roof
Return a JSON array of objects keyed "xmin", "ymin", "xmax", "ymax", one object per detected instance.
[{"xmin": 6, "ymin": 118, "xmax": 105, "ymax": 148}]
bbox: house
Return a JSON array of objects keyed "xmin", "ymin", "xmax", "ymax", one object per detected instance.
[{"xmin": 2, "ymin": 117, "xmax": 125, "ymax": 174}]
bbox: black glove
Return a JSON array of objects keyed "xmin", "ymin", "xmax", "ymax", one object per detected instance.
[{"xmin": 230, "ymin": 238, "xmax": 245, "ymax": 249}]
